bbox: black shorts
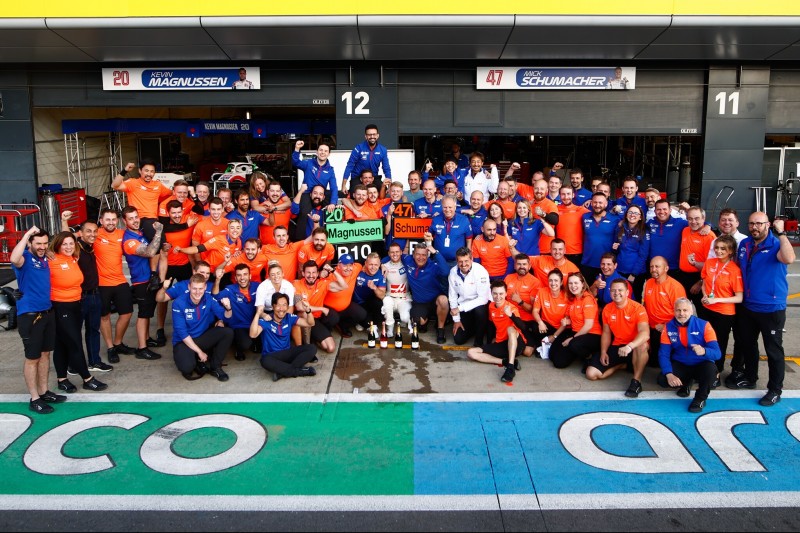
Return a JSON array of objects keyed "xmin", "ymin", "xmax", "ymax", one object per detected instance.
[
  {"xmin": 17, "ymin": 310, "xmax": 56, "ymax": 360},
  {"xmin": 481, "ymin": 339, "xmax": 523, "ymax": 359},
  {"xmin": 166, "ymin": 263, "xmax": 193, "ymax": 283},
  {"xmin": 131, "ymin": 282, "xmax": 157, "ymax": 319},
  {"xmin": 588, "ymin": 345, "xmax": 633, "ymax": 373},
  {"xmin": 310, "ymin": 321, "xmax": 333, "ymax": 343},
  {"xmin": 410, "ymin": 300, "xmax": 439, "ymax": 322},
  {"xmin": 100, "ymin": 283, "xmax": 134, "ymax": 316}
]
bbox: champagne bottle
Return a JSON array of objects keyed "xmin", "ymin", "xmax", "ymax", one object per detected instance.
[
  {"xmin": 367, "ymin": 320, "xmax": 376, "ymax": 348},
  {"xmin": 394, "ymin": 323, "xmax": 403, "ymax": 349},
  {"xmin": 411, "ymin": 321, "xmax": 419, "ymax": 350},
  {"xmin": 379, "ymin": 322, "xmax": 388, "ymax": 349}
]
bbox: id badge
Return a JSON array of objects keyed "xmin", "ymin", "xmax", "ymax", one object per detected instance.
[{"xmin": 444, "ymin": 236, "xmax": 450, "ymax": 247}]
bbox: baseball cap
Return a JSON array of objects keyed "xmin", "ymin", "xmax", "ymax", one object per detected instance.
[{"xmin": 338, "ymin": 254, "xmax": 355, "ymax": 265}]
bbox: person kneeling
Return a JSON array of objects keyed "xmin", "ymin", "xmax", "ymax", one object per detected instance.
[
  {"xmin": 172, "ymin": 274, "xmax": 234, "ymax": 381},
  {"xmin": 466, "ymin": 280, "xmax": 528, "ymax": 383},
  {"xmin": 250, "ymin": 292, "xmax": 318, "ymax": 382},
  {"xmin": 657, "ymin": 298, "xmax": 721, "ymax": 413}
]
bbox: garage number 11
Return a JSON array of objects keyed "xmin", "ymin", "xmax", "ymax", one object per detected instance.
[{"xmin": 342, "ymin": 91, "xmax": 370, "ymax": 115}]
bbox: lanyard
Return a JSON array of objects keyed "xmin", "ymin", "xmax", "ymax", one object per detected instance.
[{"xmin": 710, "ymin": 259, "xmax": 729, "ymax": 296}]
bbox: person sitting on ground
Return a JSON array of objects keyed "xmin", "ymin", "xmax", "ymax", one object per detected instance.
[
  {"xmin": 657, "ymin": 298, "xmax": 721, "ymax": 413},
  {"xmin": 466, "ymin": 280, "xmax": 529, "ymax": 384},
  {"xmin": 548, "ymin": 272, "xmax": 602, "ymax": 370}
]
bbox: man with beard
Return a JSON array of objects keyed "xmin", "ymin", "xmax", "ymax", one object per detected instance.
[
  {"xmin": 402, "ymin": 239, "xmax": 451, "ymax": 343},
  {"xmin": 342, "ymin": 124, "xmax": 392, "ymax": 196},
  {"xmin": 580, "ymin": 192, "xmax": 621, "ymax": 283},
  {"xmin": 112, "ymin": 160, "xmax": 172, "ymax": 242},
  {"xmin": 297, "ymin": 227, "xmax": 335, "ymax": 274},
  {"xmin": 158, "ymin": 180, "xmax": 196, "ymax": 224},
  {"xmin": 293, "ymin": 261, "xmax": 338, "ymax": 354},
  {"xmin": 257, "ymin": 179, "xmax": 292, "ymax": 245},
  {"xmin": 342, "ymin": 185, "xmax": 381, "ymax": 221},
  {"xmin": 192, "ymin": 198, "xmax": 229, "ymax": 264},
  {"xmin": 557, "ymin": 185, "xmax": 589, "ymax": 266},
  {"xmin": 292, "ymin": 139, "xmax": 338, "ymax": 241},
  {"xmin": 175, "ymin": 218, "xmax": 243, "ymax": 274},
  {"xmin": 472, "ymin": 218, "xmax": 512, "ymax": 281},
  {"xmin": 569, "ymin": 168, "xmax": 593, "ymax": 208},
  {"xmin": 530, "ymin": 179, "xmax": 560, "ymax": 254},
  {"xmin": 214, "ymin": 264, "xmax": 259, "ymax": 361},
  {"xmin": 291, "ymin": 184, "xmax": 329, "ymax": 239},
  {"xmin": 463, "ymin": 152, "xmax": 499, "ymax": 201},
  {"xmin": 527, "ymin": 239, "xmax": 579, "ymax": 288},
  {"xmin": 642, "ymin": 256, "xmax": 686, "ymax": 367},
  {"xmin": 589, "ymin": 252, "xmax": 631, "ymax": 309},
  {"xmin": 227, "ymin": 189, "xmax": 272, "ymax": 243},
  {"xmin": 324, "ymin": 254, "xmax": 366, "ymax": 338},
  {"xmin": 351, "ymin": 253, "xmax": 387, "ymax": 333},
  {"xmin": 504, "ymin": 253, "xmax": 541, "ymax": 357},
  {"xmin": 221, "ymin": 238, "xmax": 269, "ymax": 283},
  {"xmin": 381, "ymin": 181, "xmax": 409, "ymax": 250},
  {"xmin": 448, "ymin": 247, "xmax": 492, "ymax": 346},
  {"xmin": 121, "ymin": 206, "xmax": 164, "ymax": 361},
  {"xmin": 261, "ymin": 225, "xmax": 304, "ymax": 282},
  {"xmin": 60, "ymin": 212, "xmax": 113, "ymax": 372}
]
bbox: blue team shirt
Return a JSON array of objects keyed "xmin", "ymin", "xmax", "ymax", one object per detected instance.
[
  {"xmin": 573, "ymin": 187, "xmax": 593, "ymax": 206},
  {"xmin": 122, "ymin": 229, "xmax": 151, "ymax": 284},
  {"xmin": 353, "ymin": 269, "xmax": 387, "ymax": 305},
  {"xmin": 226, "ymin": 209, "xmax": 265, "ymax": 243},
  {"xmin": 259, "ymin": 314, "xmax": 299, "ymax": 354},
  {"xmin": 647, "ymin": 216, "xmax": 688, "ymax": 270},
  {"xmin": 613, "ymin": 195, "xmax": 648, "ymax": 214},
  {"xmin": 171, "ymin": 292, "xmax": 228, "ymax": 345},
  {"xmin": 413, "ymin": 197, "xmax": 442, "ymax": 218},
  {"xmin": 166, "ymin": 279, "xmax": 213, "ymax": 300},
  {"xmin": 581, "ymin": 212, "xmax": 622, "ymax": 268},
  {"xmin": 290, "ymin": 202, "xmax": 328, "ymax": 238},
  {"xmin": 292, "ymin": 151, "xmax": 338, "ymax": 205},
  {"xmin": 430, "ymin": 213, "xmax": 473, "ymax": 262},
  {"xmin": 509, "ymin": 217, "xmax": 545, "ymax": 257},
  {"xmin": 12, "ymin": 249, "xmax": 52, "ymax": 314},
  {"xmin": 401, "ymin": 252, "xmax": 450, "ymax": 303},
  {"xmin": 467, "ymin": 206, "xmax": 488, "ymax": 238},
  {"xmin": 738, "ymin": 233, "xmax": 789, "ymax": 313},
  {"xmin": 218, "ymin": 281, "xmax": 260, "ymax": 329},
  {"xmin": 342, "ymin": 141, "xmax": 392, "ymax": 181}
]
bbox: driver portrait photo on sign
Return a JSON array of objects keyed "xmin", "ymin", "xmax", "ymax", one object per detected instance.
[{"xmin": 232, "ymin": 68, "xmax": 254, "ymax": 90}]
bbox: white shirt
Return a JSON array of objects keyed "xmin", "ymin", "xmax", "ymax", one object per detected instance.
[
  {"xmin": 255, "ymin": 280, "xmax": 295, "ymax": 310},
  {"xmin": 463, "ymin": 167, "xmax": 499, "ymax": 201},
  {"xmin": 232, "ymin": 80, "xmax": 254, "ymax": 89},
  {"xmin": 448, "ymin": 262, "xmax": 491, "ymax": 313}
]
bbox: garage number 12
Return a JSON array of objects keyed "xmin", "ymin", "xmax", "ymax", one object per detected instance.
[{"xmin": 342, "ymin": 91, "xmax": 370, "ymax": 115}]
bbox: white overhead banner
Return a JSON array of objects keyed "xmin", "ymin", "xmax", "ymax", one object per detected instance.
[
  {"xmin": 102, "ymin": 67, "xmax": 261, "ymax": 91},
  {"xmin": 477, "ymin": 67, "xmax": 636, "ymax": 90}
]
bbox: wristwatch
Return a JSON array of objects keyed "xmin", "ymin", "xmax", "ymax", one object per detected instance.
[{"xmin": 774, "ymin": 230, "xmax": 787, "ymax": 236}]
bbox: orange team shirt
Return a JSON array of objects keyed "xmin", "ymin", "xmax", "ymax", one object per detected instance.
[
  {"xmin": 533, "ymin": 287, "xmax": 569, "ymax": 328},
  {"xmin": 471, "ymin": 234, "xmax": 511, "ymax": 277},
  {"xmin": 642, "ymin": 276, "xmax": 687, "ymax": 328},
  {"xmin": 530, "ymin": 256, "xmax": 579, "ymax": 288},
  {"xmin": 343, "ymin": 202, "xmax": 381, "ymax": 221},
  {"xmin": 158, "ymin": 196, "xmax": 196, "ymax": 222},
  {"xmin": 323, "ymin": 264, "xmax": 363, "ymax": 312},
  {"xmin": 49, "ymin": 253, "xmax": 83, "ymax": 302},
  {"xmin": 484, "ymin": 199, "xmax": 516, "ymax": 220},
  {"xmin": 293, "ymin": 277, "xmax": 332, "ymax": 318},
  {"xmin": 224, "ymin": 251, "xmax": 270, "ymax": 283},
  {"xmin": 602, "ymin": 299, "xmax": 649, "ymax": 345},
  {"xmin": 164, "ymin": 226, "xmax": 194, "ymax": 266},
  {"xmin": 678, "ymin": 227, "xmax": 716, "ymax": 273},
  {"xmin": 660, "ymin": 321, "xmax": 718, "ymax": 348},
  {"xmin": 297, "ymin": 242, "xmax": 336, "ymax": 269},
  {"xmin": 503, "ymin": 272, "xmax": 541, "ymax": 320},
  {"xmin": 531, "ymin": 197, "xmax": 558, "ymax": 253},
  {"xmin": 261, "ymin": 241, "xmax": 303, "ymax": 281},
  {"xmin": 192, "ymin": 216, "xmax": 229, "ymax": 262},
  {"xmin": 515, "ymin": 182, "xmax": 535, "ymax": 202},
  {"xmin": 200, "ymin": 235, "xmax": 241, "ymax": 270},
  {"xmin": 701, "ymin": 258, "xmax": 743, "ymax": 316},
  {"xmin": 556, "ymin": 203, "xmax": 589, "ymax": 255},
  {"xmin": 489, "ymin": 300, "xmax": 527, "ymax": 343},
  {"xmin": 123, "ymin": 178, "xmax": 172, "ymax": 219},
  {"xmin": 94, "ymin": 227, "xmax": 128, "ymax": 287},
  {"xmin": 258, "ymin": 200, "xmax": 292, "ymax": 245},
  {"xmin": 567, "ymin": 292, "xmax": 602, "ymax": 335}
]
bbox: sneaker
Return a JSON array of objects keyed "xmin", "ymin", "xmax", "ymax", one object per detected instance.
[
  {"xmin": 57, "ymin": 379, "xmax": 77, "ymax": 393},
  {"xmin": 725, "ymin": 373, "xmax": 756, "ymax": 390},
  {"xmin": 688, "ymin": 398, "xmax": 706, "ymax": 413},
  {"xmin": 501, "ymin": 357, "xmax": 521, "ymax": 371},
  {"xmin": 624, "ymin": 379, "xmax": 642, "ymax": 398},
  {"xmin": 310, "ymin": 355, "xmax": 319, "ymax": 363},
  {"xmin": 83, "ymin": 377, "xmax": 108, "ymax": 391},
  {"xmin": 195, "ymin": 362, "xmax": 209, "ymax": 376},
  {"xmin": 298, "ymin": 367, "xmax": 317, "ymax": 377},
  {"xmin": 29, "ymin": 398, "xmax": 54, "ymax": 414},
  {"xmin": 711, "ymin": 377, "xmax": 721, "ymax": 389},
  {"xmin": 114, "ymin": 343, "xmax": 135, "ymax": 355},
  {"xmin": 107, "ymin": 347, "xmax": 120, "ymax": 364},
  {"xmin": 501, "ymin": 365, "xmax": 516, "ymax": 383},
  {"xmin": 147, "ymin": 272, "xmax": 162, "ymax": 292},
  {"xmin": 418, "ymin": 321, "xmax": 428, "ymax": 334},
  {"xmin": 89, "ymin": 362, "xmax": 114, "ymax": 372},
  {"xmin": 758, "ymin": 390, "xmax": 781, "ymax": 407},
  {"xmin": 676, "ymin": 385, "xmax": 691, "ymax": 398},
  {"xmin": 146, "ymin": 336, "xmax": 166, "ymax": 348},
  {"xmin": 66, "ymin": 368, "xmax": 78, "ymax": 376},
  {"xmin": 272, "ymin": 372, "xmax": 283, "ymax": 382},
  {"xmin": 40, "ymin": 390, "xmax": 67, "ymax": 403},
  {"xmin": 234, "ymin": 351, "xmax": 246, "ymax": 361},
  {"xmin": 336, "ymin": 325, "xmax": 352, "ymax": 338},
  {"xmin": 436, "ymin": 328, "xmax": 446, "ymax": 344},
  {"xmin": 354, "ymin": 323, "xmax": 365, "ymax": 332},
  {"xmin": 210, "ymin": 368, "xmax": 229, "ymax": 382},
  {"xmin": 135, "ymin": 348, "xmax": 162, "ymax": 360}
]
